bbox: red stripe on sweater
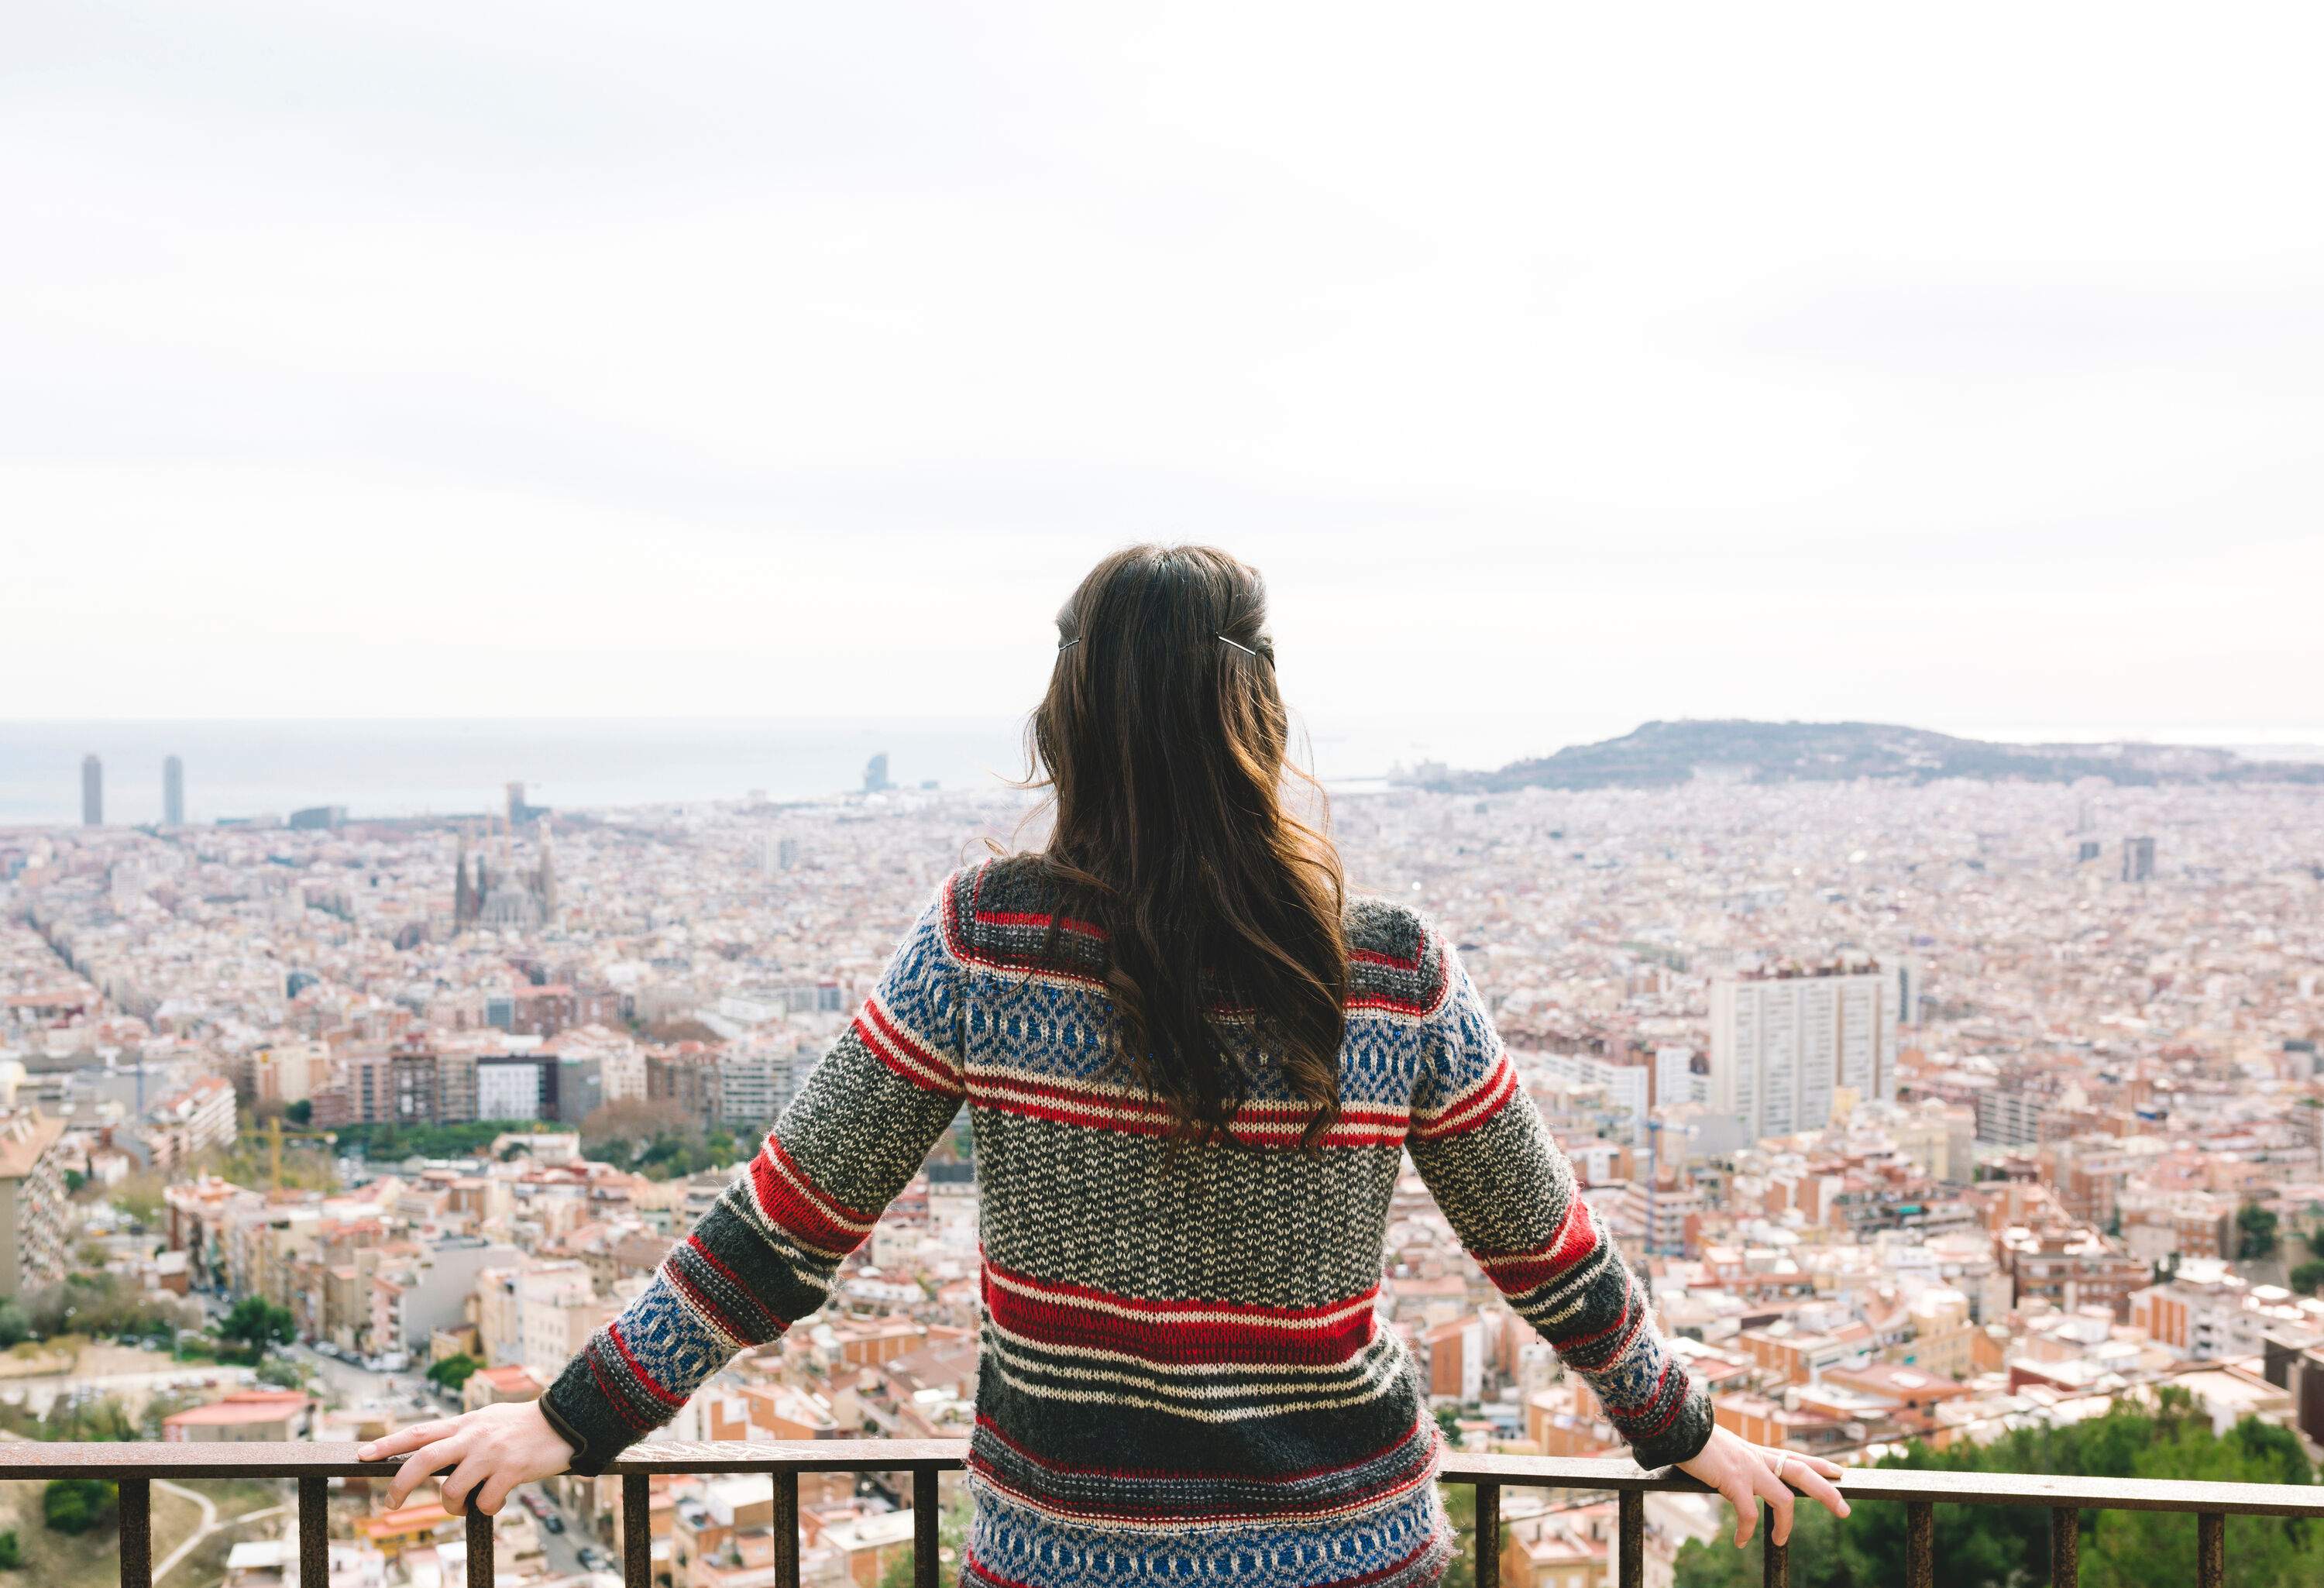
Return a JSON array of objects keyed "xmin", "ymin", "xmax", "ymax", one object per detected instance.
[
  {"xmin": 985, "ymin": 1092, "xmax": 1404, "ymax": 1148},
  {"xmin": 971, "ymin": 1066, "xmax": 1406, "ymax": 1126},
  {"xmin": 666, "ymin": 1238, "xmax": 786, "ymax": 1346},
  {"xmin": 604, "ymin": 1322, "xmax": 684, "ymax": 1408},
  {"xmin": 747, "ymin": 1139, "xmax": 871, "ymax": 1256},
  {"xmin": 586, "ymin": 1346, "xmax": 648, "ymax": 1432},
  {"xmin": 974, "ymin": 908, "xmax": 1106, "ymax": 937},
  {"xmin": 1411, "ymin": 1055, "xmax": 1517, "ymax": 1140},
  {"xmin": 1477, "ymin": 1194, "xmax": 1600, "ymax": 1296},
  {"xmin": 854, "ymin": 1007, "xmax": 961, "ymax": 1097},
  {"xmin": 682, "ymin": 1235, "xmax": 787, "ymax": 1337},
  {"xmin": 982, "ymin": 1268, "xmax": 1377, "ymax": 1366},
  {"xmin": 983, "ymin": 1253, "xmax": 1378, "ymax": 1326}
]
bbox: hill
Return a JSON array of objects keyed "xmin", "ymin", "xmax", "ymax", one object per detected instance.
[{"xmin": 1404, "ymin": 719, "xmax": 2324, "ymax": 792}]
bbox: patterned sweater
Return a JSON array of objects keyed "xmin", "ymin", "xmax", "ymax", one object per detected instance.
[{"xmin": 541, "ymin": 857, "xmax": 1712, "ymax": 1587}]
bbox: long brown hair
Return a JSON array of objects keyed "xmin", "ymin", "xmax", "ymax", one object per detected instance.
[{"xmin": 1024, "ymin": 545, "xmax": 1347, "ymax": 1149}]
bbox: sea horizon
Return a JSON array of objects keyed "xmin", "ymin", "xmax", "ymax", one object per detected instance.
[{"xmin": 5, "ymin": 714, "xmax": 2322, "ymax": 830}]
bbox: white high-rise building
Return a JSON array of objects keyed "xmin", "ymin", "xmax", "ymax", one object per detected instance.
[{"xmin": 1709, "ymin": 959, "xmax": 1910, "ymax": 1142}]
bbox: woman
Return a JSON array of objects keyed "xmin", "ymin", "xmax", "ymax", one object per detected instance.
[{"xmin": 363, "ymin": 545, "xmax": 1848, "ymax": 1583}]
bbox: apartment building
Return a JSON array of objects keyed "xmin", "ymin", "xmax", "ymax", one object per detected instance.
[
  {"xmin": 0, "ymin": 1110, "xmax": 69, "ymax": 1296},
  {"xmin": 1709, "ymin": 957, "xmax": 1908, "ymax": 1144}
]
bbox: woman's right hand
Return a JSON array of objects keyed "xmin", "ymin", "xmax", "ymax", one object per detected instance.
[
  {"xmin": 358, "ymin": 1401, "xmax": 577, "ymax": 1517},
  {"xmin": 1675, "ymin": 1424, "xmax": 1851, "ymax": 1547}
]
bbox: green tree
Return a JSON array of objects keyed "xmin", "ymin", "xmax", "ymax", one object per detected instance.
[
  {"xmin": 2290, "ymin": 1259, "xmax": 2324, "ymax": 1296},
  {"xmin": 0, "ymin": 1528, "xmax": 22, "ymax": 1568},
  {"xmin": 43, "ymin": 1479, "xmax": 114, "ymax": 1535},
  {"xmin": 876, "ymin": 1493, "xmax": 971, "ymax": 1588},
  {"xmin": 0, "ymin": 1301, "xmax": 29, "ymax": 1350},
  {"xmin": 2237, "ymin": 1203, "xmax": 2280, "ymax": 1261},
  {"xmin": 285, "ymin": 1100, "xmax": 313, "ymax": 1126},
  {"xmin": 427, "ymin": 1353, "xmax": 480, "ymax": 1391},
  {"xmin": 1674, "ymin": 1405, "xmax": 2324, "ymax": 1588},
  {"xmin": 1439, "ymin": 1482, "xmax": 1479, "ymax": 1588},
  {"xmin": 219, "ymin": 1296, "xmax": 295, "ymax": 1355},
  {"xmin": 256, "ymin": 1356, "xmax": 309, "ymax": 1389}
]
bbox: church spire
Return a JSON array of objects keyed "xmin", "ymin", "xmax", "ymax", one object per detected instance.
[
  {"xmin": 535, "ymin": 816, "xmax": 557, "ymax": 919},
  {"xmin": 454, "ymin": 828, "xmax": 475, "ymax": 931}
]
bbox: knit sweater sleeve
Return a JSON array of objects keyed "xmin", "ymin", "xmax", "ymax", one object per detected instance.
[
  {"xmin": 1403, "ymin": 934, "xmax": 1713, "ymax": 1471},
  {"xmin": 538, "ymin": 873, "xmax": 970, "ymax": 1474}
]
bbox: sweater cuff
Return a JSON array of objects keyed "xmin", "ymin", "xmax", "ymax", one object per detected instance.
[
  {"xmin": 1623, "ymin": 1378, "xmax": 1715, "ymax": 1472},
  {"xmin": 540, "ymin": 1350, "xmax": 638, "ymax": 1477}
]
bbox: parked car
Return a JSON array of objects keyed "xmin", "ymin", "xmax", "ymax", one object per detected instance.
[
  {"xmin": 313, "ymin": 1342, "xmax": 340, "ymax": 1359},
  {"xmin": 543, "ymin": 1515, "xmax": 566, "ymax": 1535},
  {"xmin": 521, "ymin": 1493, "xmax": 551, "ymax": 1519}
]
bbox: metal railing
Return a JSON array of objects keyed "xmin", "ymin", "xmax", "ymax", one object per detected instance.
[{"xmin": 5, "ymin": 1439, "xmax": 2321, "ymax": 1588}]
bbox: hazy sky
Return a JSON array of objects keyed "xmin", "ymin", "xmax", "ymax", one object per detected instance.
[{"xmin": 7, "ymin": 4, "xmax": 2322, "ymax": 758}]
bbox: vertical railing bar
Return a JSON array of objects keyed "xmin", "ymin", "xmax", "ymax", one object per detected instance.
[
  {"xmin": 1761, "ymin": 1500, "xmax": 1788, "ymax": 1588},
  {"xmin": 1618, "ymin": 1488, "xmax": 1645, "ymax": 1588},
  {"xmin": 2051, "ymin": 1506, "xmax": 2078, "ymax": 1587},
  {"xmin": 466, "ymin": 1500, "xmax": 493, "ymax": 1588},
  {"xmin": 1473, "ymin": 1480, "xmax": 1500, "ymax": 1588},
  {"xmin": 773, "ymin": 1468, "xmax": 800, "ymax": 1588},
  {"xmin": 297, "ymin": 1475, "xmax": 327, "ymax": 1588},
  {"xmin": 913, "ymin": 1468, "xmax": 940, "ymax": 1588},
  {"xmin": 621, "ymin": 1474, "xmax": 649, "ymax": 1588},
  {"xmin": 2197, "ymin": 1512, "xmax": 2225, "ymax": 1588},
  {"xmin": 118, "ymin": 1478, "xmax": 151, "ymax": 1588},
  {"xmin": 1906, "ymin": 1500, "xmax": 1934, "ymax": 1588}
]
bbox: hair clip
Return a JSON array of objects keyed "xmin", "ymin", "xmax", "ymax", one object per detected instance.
[
  {"xmin": 1216, "ymin": 634, "xmax": 1261, "ymax": 657},
  {"xmin": 1057, "ymin": 638, "xmax": 1080, "ymax": 651}
]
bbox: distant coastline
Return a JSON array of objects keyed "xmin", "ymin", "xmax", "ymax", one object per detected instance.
[{"xmin": 6, "ymin": 715, "xmax": 2319, "ymax": 828}]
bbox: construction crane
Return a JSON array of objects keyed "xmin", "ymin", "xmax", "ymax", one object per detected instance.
[{"xmin": 262, "ymin": 1114, "xmax": 339, "ymax": 1192}]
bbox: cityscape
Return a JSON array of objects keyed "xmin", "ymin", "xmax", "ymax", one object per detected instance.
[{"xmin": 2, "ymin": 738, "xmax": 2319, "ymax": 1586}]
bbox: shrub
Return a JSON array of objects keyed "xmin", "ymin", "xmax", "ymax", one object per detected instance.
[
  {"xmin": 0, "ymin": 1528, "xmax": 22, "ymax": 1568},
  {"xmin": 426, "ymin": 1353, "xmax": 479, "ymax": 1391},
  {"xmin": 43, "ymin": 1479, "xmax": 114, "ymax": 1535}
]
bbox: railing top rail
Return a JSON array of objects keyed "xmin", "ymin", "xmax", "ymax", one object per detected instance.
[
  {"xmin": 1439, "ymin": 1454, "xmax": 2324, "ymax": 1518},
  {"xmin": 8, "ymin": 1442, "xmax": 2321, "ymax": 1518}
]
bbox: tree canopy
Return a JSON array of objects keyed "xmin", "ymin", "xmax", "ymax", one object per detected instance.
[{"xmin": 1676, "ymin": 1396, "xmax": 2320, "ymax": 1588}]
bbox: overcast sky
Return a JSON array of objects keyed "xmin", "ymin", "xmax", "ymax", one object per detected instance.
[{"xmin": 6, "ymin": 3, "xmax": 2321, "ymax": 758}]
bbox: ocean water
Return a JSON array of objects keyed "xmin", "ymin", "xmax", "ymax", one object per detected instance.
[
  {"xmin": 13, "ymin": 717, "xmax": 2313, "ymax": 830},
  {"xmin": 0, "ymin": 713, "xmax": 1535, "ymax": 827}
]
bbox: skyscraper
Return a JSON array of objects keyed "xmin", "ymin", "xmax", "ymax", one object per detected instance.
[
  {"xmin": 1709, "ymin": 958, "xmax": 1904, "ymax": 1143},
  {"xmin": 2122, "ymin": 835, "xmax": 2156, "ymax": 883},
  {"xmin": 163, "ymin": 755, "xmax": 184, "ymax": 827},
  {"xmin": 864, "ymin": 753, "xmax": 891, "ymax": 793},
  {"xmin": 81, "ymin": 755, "xmax": 102, "ymax": 827}
]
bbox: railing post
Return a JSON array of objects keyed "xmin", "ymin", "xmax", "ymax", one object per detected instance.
[
  {"xmin": 1905, "ymin": 1500, "xmax": 1933, "ymax": 1588},
  {"xmin": 1761, "ymin": 1501, "xmax": 1787, "ymax": 1588},
  {"xmin": 622, "ymin": 1474, "xmax": 650, "ymax": 1588},
  {"xmin": 298, "ymin": 1475, "xmax": 328, "ymax": 1588},
  {"xmin": 773, "ymin": 1469, "xmax": 799, "ymax": 1588},
  {"xmin": 2197, "ymin": 1512, "xmax": 2224, "ymax": 1588},
  {"xmin": 1473, "ymin": 1481, "xmax": 1500, "ymax": 1588},
  {"xmin": 118, "ymin": 1478, "xmax": 150, "ymax": 1588},
  {"xmin": 2050, "ymin": 1507, "xmax": 2078, "ymax": 1586},
  {"xmin": 1618, "ymin": 1488, "xmax": 1644, "ymax": 1588},
  {"xmin": 913, "ymin": 1468, "xmax": 940, "ymax": 1588},
  {"xmin": 466, "ymin": 1501, "xmax": 493, "ymax": 1588}
]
